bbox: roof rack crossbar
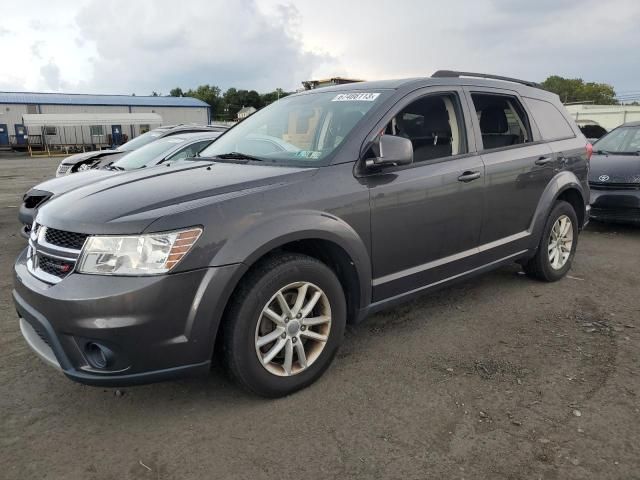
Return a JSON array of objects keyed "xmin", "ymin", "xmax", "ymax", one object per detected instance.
[{"xmin": 431, "ymin": 70, "xmax": 542, "ymax": 89}]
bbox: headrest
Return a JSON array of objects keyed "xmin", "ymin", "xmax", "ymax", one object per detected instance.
[{"xmin": 480, "ymin": 107, "xmax": 508, "ymax": 134}]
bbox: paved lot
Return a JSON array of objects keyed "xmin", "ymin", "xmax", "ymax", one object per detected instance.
[{"xmin": 1, "ymin": 154, "xmax": 639, "ymax": 480}]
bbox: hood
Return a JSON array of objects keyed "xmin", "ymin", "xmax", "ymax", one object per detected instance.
[
  {"xmin": 37, "ymin": 161, "xmax": 315, "ymax": 234},
  {"xmin": 28, "ymin": 169, "xmax": 116, "ymax": 196},
  {"xmin": 61, "ymin": 149, "xmax": 119, "ymax": 166},
  {"xmin": 589, "ymin": 153, "xmax": 640, "ymax": 184}
]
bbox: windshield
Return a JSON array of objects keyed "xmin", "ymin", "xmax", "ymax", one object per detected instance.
[
  {"xmin": 199, "ymin": 90, "xmax": 387, "ymax": 166},
  {"xmin": 116, "ymin": 130, "xmax": 163, "ymax": 152},
  {"xmin": 594, "ymin": 126, "xmax": 640, "ymax": 154},
  {"xmin": 113, "ymin": 137, "xmax": 186, "ymax": 169}
]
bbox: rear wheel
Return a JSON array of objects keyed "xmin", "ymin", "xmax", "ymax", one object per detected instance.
[
  {"xmin": 524, "ymin": 200, "xmax": 579, "ymax": 282},
  {"xmin": 222, "ymin": 253, "xmax": 346, "ymax": 397}
]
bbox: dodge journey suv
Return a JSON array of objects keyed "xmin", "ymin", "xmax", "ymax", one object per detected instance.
[{"xmin": 13, "ymin": 71, "xmax": 590, "ymax": 397}]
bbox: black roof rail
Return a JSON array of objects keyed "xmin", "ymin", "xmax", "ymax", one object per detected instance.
[{"xmin": 431, "ymin": 70, "xmax": 542, "ymax": 89}]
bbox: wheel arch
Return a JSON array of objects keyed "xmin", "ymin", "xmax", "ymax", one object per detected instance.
[{"xmin": 530, "ymin": 171, "xmax": 587, "ymax": 243}]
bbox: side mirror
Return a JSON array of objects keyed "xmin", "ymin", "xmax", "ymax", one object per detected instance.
[{"xmin": 366, "ymin": 135, "xmax": 413, "ymax": 169}]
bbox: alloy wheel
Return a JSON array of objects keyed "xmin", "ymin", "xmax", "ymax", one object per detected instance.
[
  {"xmin": 548, "ymin": 214, "xmax": 573, "ymax": 270},
  {"xmin": 254, "ymin": 281, "xmax": 332, "ymax": 376}
]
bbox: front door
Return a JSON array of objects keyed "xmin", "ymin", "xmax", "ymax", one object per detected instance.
[
  {"xmin": 366, "ymin": 89, "xmax": 485, "ymax": 302},
  {"xmin": 15, "ymin": 124, "xmax": 28, "ymax": 145},
  {"xmin": 111, "ymin": 125, "xmax": 123, "ymax": 146},
  {"xmin": 0, "ymin": 124, "xmax": 9, "ymax": 146}
]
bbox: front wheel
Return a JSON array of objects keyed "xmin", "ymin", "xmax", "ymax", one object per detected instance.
[
  {"xmin": 524, "ymin": 200, "xmax": 579, "ymax": 282},
  {"xmin": 222, "ymin": 253, "xmax": 346, "ymax": 397}
]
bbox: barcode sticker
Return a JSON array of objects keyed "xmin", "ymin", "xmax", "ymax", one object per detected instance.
[{"xmin": 332, "ymin": 93, "xmax": 380, "ymax": 102}]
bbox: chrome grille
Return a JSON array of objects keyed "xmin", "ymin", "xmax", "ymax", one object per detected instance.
[
  {"xmin": 56, "ymin": 164, "xmax": 70, "ymax": 176},
  {"xmin": 27, "ymin": 224, "xmax": 85, "ymax": 284},
  {"xmin": 44, "ymin": 228, "xmax": 88, "ymax": 250}
]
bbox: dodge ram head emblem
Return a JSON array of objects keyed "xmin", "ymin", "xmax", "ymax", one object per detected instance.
[{"xmin": 599, "ymin": 175, "xmax": 610, "ymax": 182}]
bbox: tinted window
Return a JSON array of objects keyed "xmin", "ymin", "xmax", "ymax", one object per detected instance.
[
  {"xmin": 384, "ymin": 93, "xmax": 466, "ymax": 163},
  {"xmin": 471, "ymin": 93, "xmax": 531, "ymax": 150},
  {"xmin": 525, "ymin": 98, "xmax": 575, "ymax": 140}
]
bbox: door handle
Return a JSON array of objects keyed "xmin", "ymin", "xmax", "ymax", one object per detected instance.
[
  {"xmin": 535, "ymin": 156, "xmax": 553, "ymax": 166},
  {"xmin": 457, "ymin": 171, "xmax": 481, "ymax": 182}
]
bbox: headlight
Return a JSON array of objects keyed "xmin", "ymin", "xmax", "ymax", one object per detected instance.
[{"xmin": 77, "ymin": 227, "xmax": 202, "ymax": 275}]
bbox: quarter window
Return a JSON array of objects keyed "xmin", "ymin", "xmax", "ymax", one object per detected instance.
[
  {"xmin": 471, "ymin": 93, "xmax": 531, "ymax": 150},
  {"xmin": 524, "ymin": 97, "xmax": 575, "ymax": 140},
  {"xmin": 385, "ymin": 93, "xmax": 467, "ymax": 163}
]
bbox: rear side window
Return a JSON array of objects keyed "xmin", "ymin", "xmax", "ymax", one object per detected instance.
[
  {"xmin": 471, "ymin": 93, "xmax": 531, "ymax": 150},
  {"xmin": 524, "ymin": 98, "xmax": 575, "ymax": 141}
]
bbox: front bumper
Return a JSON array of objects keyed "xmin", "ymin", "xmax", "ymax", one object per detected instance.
[
  {"xmin": 590, "ymin": 187, "xmax": 640, "ymax": 224},
  {"xmin": 13, "ymin": 248, "xmax": 245, "ymax": 386}
]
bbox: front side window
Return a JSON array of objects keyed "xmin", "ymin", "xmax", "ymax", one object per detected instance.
[
  {"xmin": 594, "ymin": 126, "xmax": 640, "ymax": 154},
  {"xmin": 471, "ymin": 93, "xmax": 531, "ymax": 150},
  {"xmin": 113, "ymin": 137, "xmax": 186, "ymax": 170},
  {"xmin": 166, "ymin": 140, "xmax": 213, "ymax": 161},
  {"xmin": 199, "ymin": 90, "xmax": 389, "ymax": 166},
  {"xmin": 383, "ymin": 93, "xmax": 467, "ymax": 163}
]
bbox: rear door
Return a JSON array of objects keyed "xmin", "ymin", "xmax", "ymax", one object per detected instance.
[
  {"xmin": 465, "ymin": 88, "xmax": 554, "ymax": 248},
  {"xmin": 364, "ymin": 87, "xmax": 485, "ymax": 301}
]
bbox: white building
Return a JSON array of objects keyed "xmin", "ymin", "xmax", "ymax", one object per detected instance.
[
  {"xmin": 565, "ymin": 104, "xmax": 640, "ymax": 131},
  {"xmin": 0, "ymin": 91, "xmax": 210, "ymax": 149},
  {"xmin": 236, "ymin": 106, "xmax": 257, "ymax": 120}
]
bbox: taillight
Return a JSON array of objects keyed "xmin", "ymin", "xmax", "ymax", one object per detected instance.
[{"xmin": 586, "ymin": 143, "xmax": 593, "ymax": 161}]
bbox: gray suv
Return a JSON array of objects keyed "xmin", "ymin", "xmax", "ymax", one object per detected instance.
[{"xmin": 13, "ymin": 71, "xmax": 590, "ymax": 397}]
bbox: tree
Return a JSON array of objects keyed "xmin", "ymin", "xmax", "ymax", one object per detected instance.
[
  {"xmin": 541, "ymin": 76, "xmax": 617, "ymax": 104},
  {"xmin": 169, "ymin": 87, "xmax": 184, "ymax": 97}
]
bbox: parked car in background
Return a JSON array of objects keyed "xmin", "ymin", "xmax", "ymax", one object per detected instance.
[
  {"xmin": 576, "ymin": 120, "xmax": 608, "ymax": 143},
  {"xmin": 589, "ymin": 122, "xmax": 640, "ymax": 224},
  {"xmin": 20, "ymin": 132, "xmax": 221, "ymax": 236},
  {"xmin": 55, "ymin": 124, "xmax": 228, "ymax": 177},
  {"xmin": 14, "ymin": 71, "xmax": 589, "ymax": 397}
]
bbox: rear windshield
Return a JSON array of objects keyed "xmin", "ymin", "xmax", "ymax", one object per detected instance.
[
  {"xmin": 594, "ymin": 126, "xmax": 640, "ymax": 154},
  {"xmin": 116, "ymin": 130, "xmax": 162, "ymax": 152},
  {"xmin": 199, "ymin": 90, "xmax": 388, "ymax": 166},
  {"xmin": 113, "ymin": 137, "xmax": 186, "ymax": 169}
]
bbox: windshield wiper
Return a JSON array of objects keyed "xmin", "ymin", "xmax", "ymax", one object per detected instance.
[
  {"xmin": 104, "ymin": 164, "xmax": 125, "ymax": 171},
  {"xmin": 216, "ymin": 152, "xmax": 265, "ymax": 162}
]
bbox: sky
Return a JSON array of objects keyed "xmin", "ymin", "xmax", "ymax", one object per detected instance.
[{"xmin": 0, "ymin": 0, "xmax": 639, "ymax": 96}]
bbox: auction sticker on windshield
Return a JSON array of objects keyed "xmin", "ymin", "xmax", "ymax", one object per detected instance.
[{"xmin": 332, "ymin": 93, "xmax": 380, "ymax": 102}]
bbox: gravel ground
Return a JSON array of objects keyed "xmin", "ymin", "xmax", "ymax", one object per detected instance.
[{"xmin": 1, "ymin": 154, "xmax": 639, "ymax": 480}]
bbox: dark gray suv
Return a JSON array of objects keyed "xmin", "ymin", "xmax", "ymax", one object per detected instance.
[{"xmin": 13, "ymin": 71, "xmax": 590, "ymax": 397}]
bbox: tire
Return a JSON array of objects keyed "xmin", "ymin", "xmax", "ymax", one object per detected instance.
[
  {"xmin": 524, "ymin": 200, "xmax": 579, "ymax": 282},
  {"xmin": 221, "ymin": 253, "xmax": 346, "ymax": 397}
]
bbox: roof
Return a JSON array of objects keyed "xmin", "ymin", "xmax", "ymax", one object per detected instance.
[
  {"xmin": 0, "ymin": 91, "xmax": 209, "ymax": 108},
  {"xmin": 294, "ymin": 75, "xmax": 556, "ymax": 101},
  {"xmin": 22, "ymin": 112, "xmax": 163, "ymax": 127}
]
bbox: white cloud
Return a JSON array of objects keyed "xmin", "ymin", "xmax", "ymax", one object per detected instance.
[{"xmin": 0, "ymin": 0, "xmax": 639, "ymax": 94}]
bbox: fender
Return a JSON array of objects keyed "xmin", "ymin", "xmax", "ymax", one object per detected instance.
[
  {"xmin": 528, "ymin": 170, "xmax": 586, "ymax": 250},
  {"xmin": 210, "ymin": 210, "xmax": 373, "ymax": 310}
]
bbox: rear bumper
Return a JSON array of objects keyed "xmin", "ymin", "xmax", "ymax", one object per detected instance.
[
  {"xmin": 590, "ymin": 188, "xmax": 640, "ymax": 224},
  {"xmin": 13, "ymin": 248, "xmax": 245, "ymax": 387}
]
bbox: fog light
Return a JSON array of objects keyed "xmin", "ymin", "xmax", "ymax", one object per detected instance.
[{"xmin": 85, "ymin": 342, "xmax": 114, "ymax": 369}]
